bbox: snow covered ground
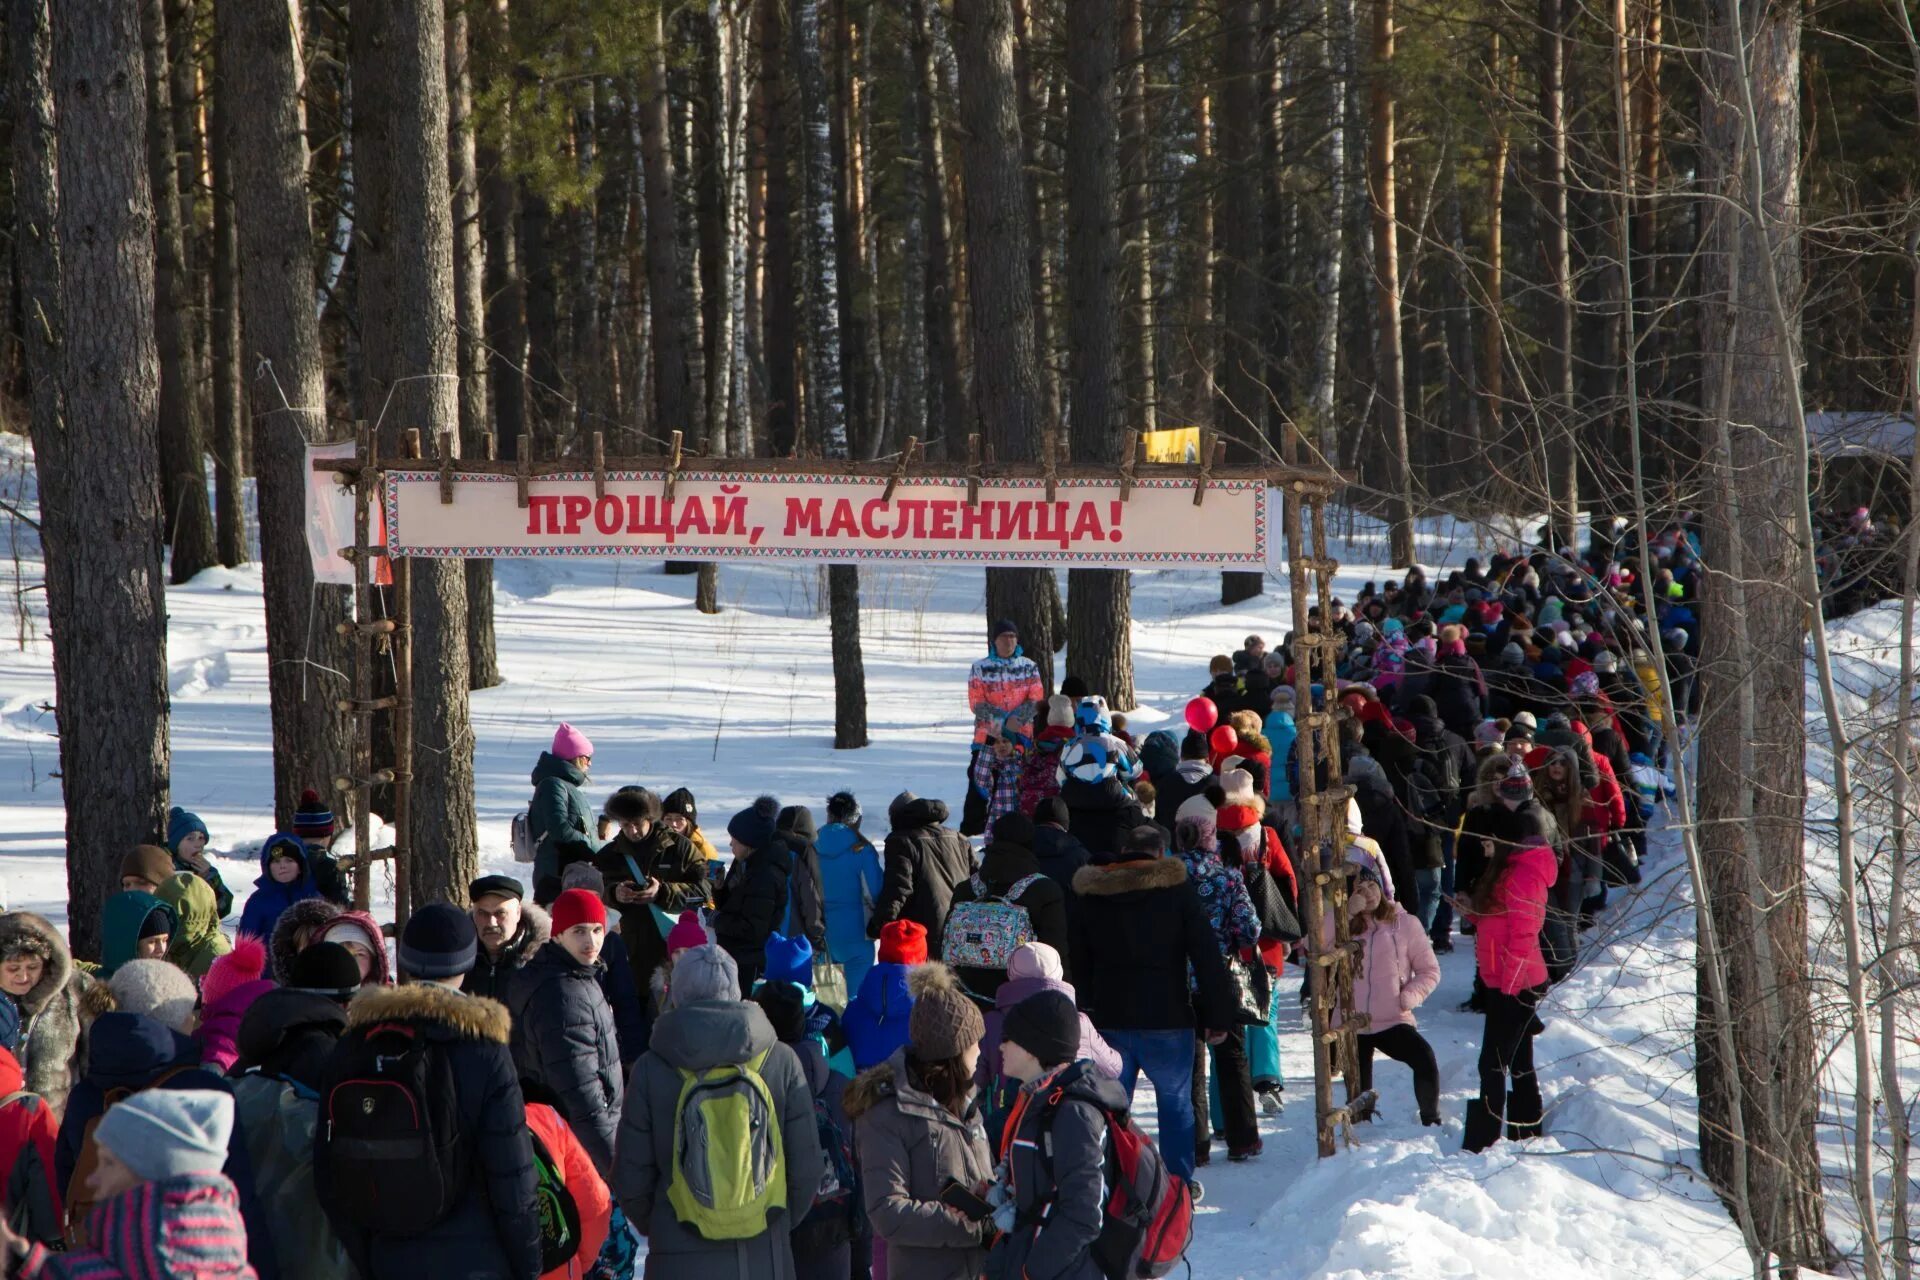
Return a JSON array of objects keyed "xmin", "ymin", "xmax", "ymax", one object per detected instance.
[{"xmin": 0, "ymin": 433, "xmax": 1770, "ymax": 1276}]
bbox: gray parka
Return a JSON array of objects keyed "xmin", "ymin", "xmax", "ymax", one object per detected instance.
[
  {"xmin": 613, "ymin": 998, "xmax": 824, "ymax": 1280},
  {"xmin": 844, "ymin": 1047, "xmax": 995, "ymax": 1280}
]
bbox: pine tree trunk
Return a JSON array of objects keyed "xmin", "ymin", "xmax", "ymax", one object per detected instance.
[
  {"xmin": 793, "ymin": 0, "xmax": 869, "ymax": 746},
  {"xmin": 446, "ymin": 5, "xmax": 499, "ymax": 690},
  {"xmin": 207, "ymin": 51, "xmax": 247, "ymax": 568},
  {"xmin": 18, "ymin": 0, "xmax": 174, "ymax": 958},
  {"xmin": 955, "ymin": 0, "xmax": 1055, "ymax": 690},
  {"xmin": 1179, "ymin": 79, "xmax": 1213, "ymax": 428},
  {"xmin": 521, "ymin": 186, "xmax": 564, "ymax": 444},
  {"xmin": 1215, "ymin": 0, "xmax": 1267, "ymax": 605},
  {"xmin": 352, "ymin": 0, "xmax": 478, "ymax": 907},
  {"xmin": 1012, "ymin": 0, "xmax": 1060, "ymax": 438},
  {"xmin": 1367, "ymin": 0, "xmax": 1415, "ymax": 566},
  {"xmin": 1308, "ymin": 0, "xmax": 1349, "ymax": 465},
  {"xmin": 1538, "ymin": 0, "xmax": 1577, "ymax": 548},
  {"xmin": 1064, "ymin": 0, "xmax": 1134, "ymax": 708},
  {"xmin": 215, "ymin": 0, "xmax": 355, "ymax": 832},
  {"xmin": 908, "ymin": 0, "xmax": 965, "ymax": 457},
  {"xmin": 761, "ymin": 0, "xmax": 799, "ymax": 456},
  {"xmin": 477, "ymin": 0, "xmax": 527, "ymax": 464},
  {"xmin": 141, "ymin": 0, "xmax": 217, "ymax": 583},
  {"xmin": 1118, "ymin": 0, "xmax": 1155, "ymax": 436},
  {"xmin": 1482, "ymin": 35, "xmax": 1509, "ymax": 469},
  {"xmin": 1694, "ymin": 0, "xmax": 1830, "ymax": 1265},
  {"xmin": 828, "ymin": 0, "xmax": 874, "ymax": 460}
]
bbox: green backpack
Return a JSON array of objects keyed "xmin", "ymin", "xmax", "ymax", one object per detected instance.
[{"xmin": 666, "ymin": 1049, "xmax": 788, "ymax": 1240}]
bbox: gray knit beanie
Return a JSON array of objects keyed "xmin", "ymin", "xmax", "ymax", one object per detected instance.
[
  {"xmin": 96, "ymin": 1088, "xmax": 234, "ymax": 1181},
  {"xmin": 667, "ymin": 943, "xmax": 740, "ymax": 1009},
  {"xmin": 109, "ymin": 959, "xmax": 199, "ymax": 1035}
]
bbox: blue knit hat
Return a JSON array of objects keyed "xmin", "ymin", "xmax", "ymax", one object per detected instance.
[
  {"xmin": 727, "ymin": 796, "xmax": 781, "ymax": 850},
  {"xmin": 763, "ymin": 931, "xmax": 814, "ymax": 988},
  {"xmin": 165, "ymin": 806, "xmax": 208, "ymax": 854}
]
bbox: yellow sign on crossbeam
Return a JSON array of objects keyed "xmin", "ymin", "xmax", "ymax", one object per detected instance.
[{"xmin": 1142, "ymin": 427, "xmax": 1202, "ymax": 464}]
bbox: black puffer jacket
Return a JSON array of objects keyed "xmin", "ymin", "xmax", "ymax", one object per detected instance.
[
  {"xmin": 1059, "ymin": 777, "xmax": 1147, "ymax": 863},
  {"xmin": 506, "ymin": 941, "xmax": 624, "ymax": 1178},
  {"xmin": 714, "ymin": 837, "xmax": 796, "ymax": 985},
  {"xmin": 1429, "ymin": 654, "xmax": 1485, "ymax": 738},
  {"xmin": 987, "ymin": 1060, "xmax": 1128, "ymax": 1280},
  {"xmin": 777, "ymin": 805, "xmax": 829, "ymax": 951},
  {"xmin": 232, "ymin": 987, "xmax": 348, "ymax": 1090},
  {"xmin": 943, "ymin": 840, "xmax": 1069, "ymax": 998},
  {"xmin": 594, "ymin": 825, "xmax": 708, "ymax": 983},
  {"xmin": 1068, "ymin": 856, "xmax": 1235, "ymax": 1033},
  {"xmin": 868, "ymin": 797, "xmax": 976, "ymax": 956},
  {"xmin": 316, "ymin": 984, "xmax": 540, "ymax": 1280}
]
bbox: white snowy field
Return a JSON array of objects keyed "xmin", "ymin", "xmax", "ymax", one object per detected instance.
[{"xmin": 0, "ymin": 431, "xmax": 1773, "ymax": 1277}]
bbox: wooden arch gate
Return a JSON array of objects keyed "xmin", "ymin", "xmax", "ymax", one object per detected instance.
[{"xmin": 318, "ymin": 427, "xmax": 1364, "ymax": 1157}]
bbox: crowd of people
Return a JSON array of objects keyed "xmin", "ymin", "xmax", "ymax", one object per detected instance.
[{"xmin": 0, "ymin": 523, "xmax": 1698, "ymax": 1280}]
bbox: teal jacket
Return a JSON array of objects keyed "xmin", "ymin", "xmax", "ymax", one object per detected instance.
[
  {"xmin": 529, "ymin": 751, "xmax": 603, "ymax": 889},
  {"xmin": 99, "ymin": 889, "xmax": 175, "ymax": 978}
]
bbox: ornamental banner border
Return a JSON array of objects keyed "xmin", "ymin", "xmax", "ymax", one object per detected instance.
[{"xmin": 381, "ymin": 468, "xmax": 1271, "ymax": 568}]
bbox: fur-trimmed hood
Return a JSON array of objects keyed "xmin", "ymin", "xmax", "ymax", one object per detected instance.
[
  {"xmin": 268, "ymin": 897, "xmax": 344, "ymax": 983},
  {"xmin": 0, "ymin": 910, "xmax": 72, "ymax": 1015},
  {"xmin": 1071, "ymin": 856, "xmax": 1188, "ymax": 897},
  {"xmin": 344, "ymin": 982, "xmax": 511, "ymax": 1045},
  {"xmin": 842, "ymin": 1056, "xmax": 899, "ymax": 1121}
]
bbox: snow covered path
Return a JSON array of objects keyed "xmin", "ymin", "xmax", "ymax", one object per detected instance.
[{"xmin": 0, "ymin": 440, "xmax": 1757, "ymax": 1276}]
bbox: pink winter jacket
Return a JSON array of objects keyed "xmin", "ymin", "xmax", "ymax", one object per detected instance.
[
  {"xmin": 1320, "ymin": 907, "xmax": 1440, "ymax": 1032},
  {"xmin": 1468, "ymin": 844, "xmax": 1559, "ymax": 995}
]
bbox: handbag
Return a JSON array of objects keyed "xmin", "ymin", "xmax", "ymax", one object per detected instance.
[
  {"xmin": 1242, "ymin": 860, "xmax": 1304, "ymax": 944},
  {"xmin": 1224, "ymin": 953, "xmax": 1271, "ymax": 1026},
  {"xmin": 812, "ymin": 956, "xmax": 850, "ymax": 1011}
]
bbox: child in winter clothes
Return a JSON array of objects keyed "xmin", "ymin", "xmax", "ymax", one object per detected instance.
[
  {"xmin": 761, "ymin": 932, "xmax": 849, "ymax": 1071},
  {"xmin": 1460, "ymin": 805, "xmax": 1558, "ymax": 1152},
  {"xmin": 235, "ymin": 835, "xmax": 322, "ymax": 946},
  {"xmin": 524, "ymin": 1100, "xmax": 611, "ymax": 1280},
  {"xmin": 658, "ymin": 788, "xmax": 723, "ymax": 879},
  {"xmin": 193, "ymin": 940, "xmax": 274, "ymax": 1075},
  {"xmin": 978, "ymin": 943, "xmax": 1120, "ymax": 1147},
  {"xmin": 842, "ymin": 921, "xmax": 926, "ymax": 1072},
  {"xmin": 1018, "ymin": 696, "xmax": 1076, "ymax": 818},
  {"xmin": 98, "ymin": 893, "xmax": 175, "ymax": 980},
  {"xmin": 4, "ymin": 1089, "xmax": 257, "ymax": 1280},
  {"xmin": 1057, "ymin": 698, "xmax": 1144, "ymax": 790},
  {"xmin": 311, "ymin": 912, "xmax": 392, "ymax": 987},
  {"xmin": 1327, "ymin": 867, "xmax": 1441, "ymax": 1124},
  {"xmin": 846, "ymin": 962, "xmax": 994, "ymax": 1280},
  {"xmin": 969, "ymin": 733, "xmax": 1029, "ymax": 838},
  {"xmin": 986, "ymin": 990, "xmax": 1125, "ymax": 1280},
  {"xmin": 154, "ymin": 874, "xmax": 230, "ymax": 981},
  {"xmin": 712, "ymin": 798, "xmax": 795, "ymax": 987},
  {"xmin": 0, "ymin": 1046, "xmax": 62, "ymax": 1245},
  {"xmin": 167, "ymin": 808, "xmax": 234, "ymax": 919},
  {"xmin": 815, "ymin": 793, "xmax": 883, "ymax": 994}
]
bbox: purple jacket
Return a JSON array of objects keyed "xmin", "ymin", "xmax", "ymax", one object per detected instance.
[{"xmin": 980, "ymin": 975, "xmax": 1121, "ymax": 1081}]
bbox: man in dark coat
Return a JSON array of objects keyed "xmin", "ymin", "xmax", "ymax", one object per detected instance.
[
  {"xmin": 316, "ymin": 904, "xmax": 541, "ymax": 1280},
  {"xmin": 463, "ymin": 875, "xmax": 550, "ymax": 1004},
  {"xmin": 506, "ymin": 890, "xmax": 624, "ymax": 1178},
  {"xmin": 942, "ymin": 812, "xmax": 1069, "ymax": 997},
  {"xmin": 1346, "ymin": 753, "xmax": 1420, "ymax": 916},
  {"xmin": 1031, "ymin": 798, "xmax": 1092, "ymax": 916},
  {"xmin": 593, "ymin": 787, "xmax": 709, "ymax": 987},
  {"xmin": 714, "ymin": 797, "xmax": 796, "ymax": 986},
  {"xmin": 866, "ymin": 793, "xmax": 975, "ymax": 957},
  {"xmin": 776, "ymin": 804, "xmax": 829, "ymax": 952},
  {"xmin": 1068, "ymin": 826, "xmax": 1236, "ymax": 1186}
]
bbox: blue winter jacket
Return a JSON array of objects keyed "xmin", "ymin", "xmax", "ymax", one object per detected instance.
[
  {"xmin": 237, "ymin": 834, "xmax": 323, "ymax": 943},
  {"xmin": 841, "ymin": 961, "xmax": 913, "ymax": 1071},
  {"xmin": 815, "ymin": 822, "xmax": 881, "ymax": 964},
  {"xmin": 56, "ymin": 1012, "xmax": 278, "ymax": 1280},
  {"xmin": 1263, "ymin": 710, "xmax": 1299, "ymax": 802}
]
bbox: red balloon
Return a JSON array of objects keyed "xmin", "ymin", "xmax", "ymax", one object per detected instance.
[
  {"xmin": 1209, "ymin": 725, "xmax": 1240, "ymax": 756},
  {"xmin": 1185, "ymin": 697, "xmax": 1219, "ymax": 733}
]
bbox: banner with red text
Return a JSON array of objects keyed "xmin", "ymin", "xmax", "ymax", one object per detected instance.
[{"xmin": 383, "ymin": 470, "xmax": 1270, "ymax": 568}]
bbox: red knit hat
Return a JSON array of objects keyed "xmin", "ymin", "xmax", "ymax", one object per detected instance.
[
  {"xmin": 878, "ymin": 919, "xmax": 929, "ymax": 966},
  {"xmin": 551, "ymin": 888, "xmax": 607, "ymax": 936}
]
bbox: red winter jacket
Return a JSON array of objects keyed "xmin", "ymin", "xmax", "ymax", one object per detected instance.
[
  {"xmin": 0, "ymin": 1046, "xmax": 61, "ymax": 1243},
  {"xmin": 1582, "ymin": 758, "xmax": 1628, "ymax": 836},
  {"xmin": 526, "ymin": 1102, "xmax": 612, "ymax": 1280},
  {"xmin": 1468, "ymin": 844, "xmax": 1558, "ymax": 995}
]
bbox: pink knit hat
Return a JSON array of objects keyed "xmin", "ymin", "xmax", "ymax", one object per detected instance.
[
  {"xmin": 666, "ymin": 909, "xmax": 712, "ymax": 956},
  {"xmin": 552, "ymin": 722, "xmax": 594, "ymax": 759},
  {"xmin": 1007, "ymin": 941, "xmax": 1065, "ymax": 983}
]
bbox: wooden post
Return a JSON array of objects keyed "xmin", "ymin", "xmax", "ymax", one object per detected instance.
[
  {"xmin": 394, "ymin": 431, "xmax": 419, "ymax": 933},
  {"xmin": 349, "ymin": 420, "xmax": 375, "ymax": 911},
  {"xmin": 1287, "ymin": 481, "xmax": 1362, "ymax": 1156}
]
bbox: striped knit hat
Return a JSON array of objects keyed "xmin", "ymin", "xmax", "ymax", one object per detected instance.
[{"xmin": 291, "ymin": 789, "xmax": 336, "ymax": 841}]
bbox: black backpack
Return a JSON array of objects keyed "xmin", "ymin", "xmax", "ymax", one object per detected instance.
[
  {"xmin": 791, "ymin": 1093, "xmax": 862, "ymax": 1259},
  {"xmin": 317, "ymin": 1021, "xmax": 469, "ymax": 1235},
  {"xmin": 1407, "ymin": 745, "xmax": 1460, "ymax": 825}
]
